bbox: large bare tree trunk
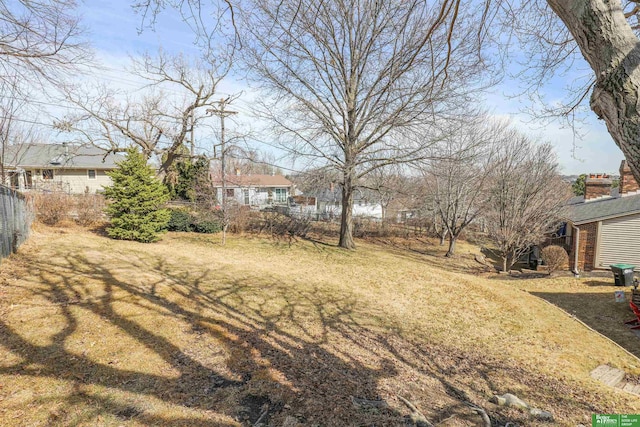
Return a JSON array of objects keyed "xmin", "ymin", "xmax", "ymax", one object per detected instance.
[
  {"xmin": 548, "ymin": 0, "xmax": 640, "ymax": 181},
  {"xmin": 339, "ymin": 168, "xmax": 356, "ymax": 249},
  {"xmin": 445, "ymin": 235, "xmax": 457, "ymax": 257}
]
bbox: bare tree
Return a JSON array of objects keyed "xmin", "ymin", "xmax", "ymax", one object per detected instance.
[
  {"xmin": 291, "ymin": 167, "xmax": 340, "ymax": 198},
  {"xmin": 239, "ymin": 0, "xmax": 496, "ymax": 249},
  {"xmin": 58, "ymin": 51, "xmax": 228, "ymax": 175},
  {"xmin": 0, "ymin": 78, "xmax": 37, "ymax": 187},
  {"xmin": 224, "ymin": 149, "xmax": 283, "ymax": 176},
  {"xmin": 363, "ymin": 165, "xmax": 410, "ymax": 222},
  {"xmin": 132, "ymin": 0, "xmax": 239, "ymax": 51},
  {"xmin": 422, "ymin": 119, "xmax": 499, "ymax": 257},
  {"xmin": 0, "ymin": 0, "xmax": 87, "ymax": 89},
  {"xmin": 484, "ymin": 133, "xmax": 571, "ymax": 272},
  {"xmin": 0, "ymin": 80, "xmax": 23, "ymax": 185}
]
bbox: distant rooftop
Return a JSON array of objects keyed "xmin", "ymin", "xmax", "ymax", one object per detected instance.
[{"xmin": 3, "ymin": 143, "xmax": 123, "ymax": 169}]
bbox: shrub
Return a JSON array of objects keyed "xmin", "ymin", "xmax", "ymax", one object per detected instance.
[
  {"xmin": 32, "ymin": 192, "xmax": 72, "ymax": 225},
  {"xmin": 75, "ymin": 194, "xmax": 106, "ymax": 226},
  {"xmin": 167, "ymin": 209, "xmax": 194, "ymax": 232},
  {"xmin": 192, "ymin": 219, "xmax": 222, "ymax": 234},
  {"xmin": 103, "ymin": 148, "xmax": 171, "ymax": 243},
  {"xmin": 260, "ymin": 213, "xmax": 311, "ymax": 242},
  {"xmin": 166, "ymin": 207, "xmax": 223, "ymax": 234},
  {"xmin": 227, "ymin": 205, "xmax": 253, "ymax": 233},
  {"xmin": 541, "ymin": 245, "xmax": 569, "ymax": 275}
]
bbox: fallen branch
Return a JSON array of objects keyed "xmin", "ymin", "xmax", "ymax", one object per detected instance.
[
  {"xmin": 253, "ymin": 404, "xmax": 269, "ymax": 426},
  {"xmin": 434, "ymin": 414, "xmax": 456, "ymax": 426},
  {"xmin": 398, "ymin": 395, "xmax": 434, "ymax": 427},
  {"xmin": 465, "ymin": 402, "xmax": 491, "ymax": 427}
]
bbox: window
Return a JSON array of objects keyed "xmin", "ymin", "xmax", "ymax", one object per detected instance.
[
  {"xmin": 25, "ymin": 171, "xmax": 32, "ymax": 189},
  {"xmin": 275, "ymin": 188, "xmax": 287, "ymax": 203},
  {"xmin": 87, "ymin": 169, "xmax": 97, "ymax": 180},
  {"xmin": 42, "ymin": 169, "xmax": 54, "ymax": 180},
  {"xmin": 226, "ymin": 188, "xmax": 235, "ymax": 197},
  {"xmin": 243, "ymin": 189, "xmax": 250, "ymax": 205},
  {"xmin": 8, "ymin": 172, "xmax": 18, "ymax": 189}
]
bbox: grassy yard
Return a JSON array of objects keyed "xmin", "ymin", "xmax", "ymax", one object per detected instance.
[{"xmin": 1, "ymin": 227, "xmax": 640, "ymax": 426}]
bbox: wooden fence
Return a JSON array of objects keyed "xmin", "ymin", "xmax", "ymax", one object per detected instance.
[{"xmin": 0, "ymin": 185, "xmax": 32, "ymax": 262}]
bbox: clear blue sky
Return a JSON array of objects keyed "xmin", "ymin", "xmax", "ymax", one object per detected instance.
[{"xmin": 77, "ymin": 1, "xmax": 625, "ymax": 176}]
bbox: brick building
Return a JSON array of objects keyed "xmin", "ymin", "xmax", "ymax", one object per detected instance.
[{"xmin": 564, "ymin": 160, "xmax": 640, "ymax": 272}]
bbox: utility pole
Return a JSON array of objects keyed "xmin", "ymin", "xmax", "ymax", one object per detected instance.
[
  {"xmin": 189, "ymin": 110, "xmax": 195, "ymax": 157},
  {"xmin": 207, "ymin": 97, "xmax": 237, "ymax": 245}
]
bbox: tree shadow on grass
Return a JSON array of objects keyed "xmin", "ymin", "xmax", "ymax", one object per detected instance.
[
  {"xmin": 0, "ymin": 236, "xmax": 620, "ymax": 426},
  {"xmin": 0, "ymin": 245, "xmax": 408, "ymax": 425}
]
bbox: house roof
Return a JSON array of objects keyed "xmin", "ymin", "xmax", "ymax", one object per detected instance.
[
  {"xmin": 3, "ymin": 143, "xmax": 123, "ymax": 169},
  {"xmin": 564, "ymin": 193, "xmax": 640, "ymax": 224},
  {"xmin": 210, "ymin": 174, "xmax": 293, "ymax": 188}
]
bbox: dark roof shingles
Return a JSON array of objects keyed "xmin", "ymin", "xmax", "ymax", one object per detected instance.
[
  {"xmin": 565, "ymin": 193, "xmax": 640, "ymax": 224},
  {"xmin": 3, "ymin": 144, "xmax": 122, "ymax": 169}
]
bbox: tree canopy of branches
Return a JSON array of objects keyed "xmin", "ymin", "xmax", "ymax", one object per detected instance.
[
  {"xmin": 422, "ymin": 119, "xmax": 500, "ymax": 257},
  {"xmin": 59, "ymin": 51, "xmax": 228, "ymax": 175},
  {"xmin": 0, "ymin": 78, "xmax": 33, "ymax": 184},
  {"xmin": 129, "ymin": 0, "xmax": 640, "ymax": 238},
  {"xmin": 0, "ymin": 0, "xmax": 87, "ymax": 89},
  {"xmin": 362, "ymin": 165, "xmax": 413, "ymax": 222},
  {"xmin": 239, "ymin": 0, "xmax": 496, "ymax": 249},
  {"xmin": 484, "ymin": 135, "xmax": 571, "ymax": 272}
]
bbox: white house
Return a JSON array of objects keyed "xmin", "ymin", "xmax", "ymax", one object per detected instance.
[
  {"xmin": 2, "ymin": 143, "xmax": 122, "ymax": 194},
  {"xmin": 312, "ymin": 186, "xmax": 383, "ymax": 220},
  {"xmin": 210, "ymin": 172, "xmax": 295, "ymax": 207}
]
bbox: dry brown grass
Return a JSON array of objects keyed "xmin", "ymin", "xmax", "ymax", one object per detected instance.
[{"xmin": 1, "ymin": 229, "xmax": 640, "ymax": 426}]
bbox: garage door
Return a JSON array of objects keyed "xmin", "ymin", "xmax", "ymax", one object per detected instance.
[{"xmin": 598, "ymin": 213, "xmax": 640, "ymax": 268}]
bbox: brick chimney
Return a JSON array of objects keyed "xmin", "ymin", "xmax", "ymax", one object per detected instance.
[
  {"xmin": 585, "ymin": 174, "xmax": 612, "ymax": 201},
  {"xmin": 619, "ymin": 160, "xmax": 640, "ymax": 195}
]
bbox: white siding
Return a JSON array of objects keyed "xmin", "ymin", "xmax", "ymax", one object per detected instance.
[
  {"xmin": 597, "ymin": 213, "xmax": 640, "ymax": 268},
  {"xmin": 318, "ymin": 201, "xmax": 383, "ymax": 219},
  {"xmin": 215, "ymin": 186, "xmax": 290, "ymax": 207},
  {"xmin": 29, "ymin": 168, "xmax": 112, "ymax": 194},
  {"xmin": 353, "ymin": 203, "xmax": 383, "ymax": 219}
]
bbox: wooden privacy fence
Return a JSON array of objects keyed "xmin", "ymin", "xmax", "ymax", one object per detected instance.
[{"xmin": 0, "ymin": 184, "xmax": 32, "ymax": 262}]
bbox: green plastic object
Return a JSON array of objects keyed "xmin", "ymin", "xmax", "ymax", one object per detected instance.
[
  {"xmin": 611, "ymin": 263, "xmax": 636, "ymax": 270},
  {"xmin": 611, "ymin": 264, "xmax": 636, "ymax": 286}
]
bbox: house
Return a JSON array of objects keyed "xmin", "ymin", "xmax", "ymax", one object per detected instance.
[
  {"xmin": 311, "ymin": 185, "xmax": 383, "ymax": 220},
  {"xmin": 2, "ymin": 143, "xmax": 122, "ymax": 194},
  {"xmin": 564, "ymin": 160, "xmax": 640, "ymax": 272},
  {"xmin": 210, "ymin": 171, "xmax": 295, "ymax": 207}
]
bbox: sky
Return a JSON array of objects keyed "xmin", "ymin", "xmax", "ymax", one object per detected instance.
[{"xmin": 68, "ymin": 1, "xmax": 626, "ymax": 176}]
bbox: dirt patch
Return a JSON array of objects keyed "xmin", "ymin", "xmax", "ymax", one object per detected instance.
[
  {"xmin": 115, "ymin": 405, "xmax": 142, "ymax": 420},
  {"xmin": 237, "ymin": 394, "xmax": 282, "ymax": 425}
]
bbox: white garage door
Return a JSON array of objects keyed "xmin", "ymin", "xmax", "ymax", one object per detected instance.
[{"xmin": 598, "ymin": 213, "xmax": 640, "ymax": 268}]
